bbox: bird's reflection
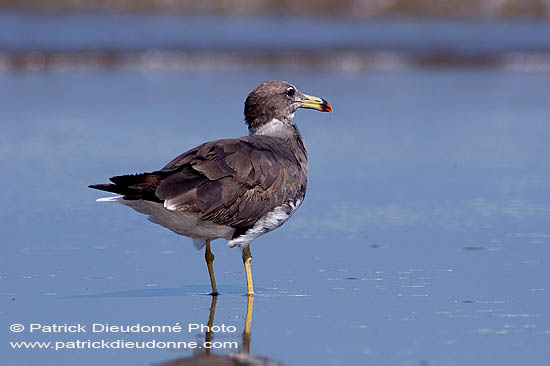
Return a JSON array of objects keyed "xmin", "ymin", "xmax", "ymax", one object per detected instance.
[{"xmin": 159, "ymin": 296, "xmax": 280, "ymax": 366}]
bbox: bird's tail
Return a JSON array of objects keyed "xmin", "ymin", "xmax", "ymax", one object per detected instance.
[{"xmin": 89, "ymin": 172, "xmax": 165, "ymax": 202}]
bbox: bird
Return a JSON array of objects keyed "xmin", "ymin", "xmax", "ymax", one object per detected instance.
[{"xmin": 89, "ymin": 80, "xmax": 332, "ymax": 296}]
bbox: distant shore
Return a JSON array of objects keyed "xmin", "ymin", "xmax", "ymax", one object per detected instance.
[
  {"xmin": 3, "ymin": 0, "xmax": 550, "ymax": 19},
  {"xmin": 3, "ymin": 49, "xmax": 550, "ymax": 73}
]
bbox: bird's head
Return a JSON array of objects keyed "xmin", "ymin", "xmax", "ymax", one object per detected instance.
[{"xmin": 244, "ymin": 80, "xmax": 332, "ymax": 134}]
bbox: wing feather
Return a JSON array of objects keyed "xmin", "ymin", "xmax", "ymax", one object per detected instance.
[{"xmin": 156, "ymin": 136, "xmax": 307, "ymax": 228}]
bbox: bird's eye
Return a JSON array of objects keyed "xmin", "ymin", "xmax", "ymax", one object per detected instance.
[{"xmin": 286, "ymin": 87, "xmax": 296, "ymax": 97}]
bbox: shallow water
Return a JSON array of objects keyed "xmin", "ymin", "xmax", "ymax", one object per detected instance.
[{"xmin": 1, "ymin": 70, "xmax": 550, "ymax": 366}]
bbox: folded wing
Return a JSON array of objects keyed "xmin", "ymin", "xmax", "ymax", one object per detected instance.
[{"xmin": 90, "ymin": 135, "xmax": 307, "ymax": 230}]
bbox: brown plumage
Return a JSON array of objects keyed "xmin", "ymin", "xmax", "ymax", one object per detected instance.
[
  {"xmin": 90, "ymin": 135, "xmax": 307, "ymax": 230},
  {"xmin": 89, "ymin": 80, "xmax": 332, "ymax": 295}
]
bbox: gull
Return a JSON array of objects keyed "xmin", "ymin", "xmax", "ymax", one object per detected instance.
[{"xmin": 89, "ymin": 80, "xmax": 332, "ymax": 296}]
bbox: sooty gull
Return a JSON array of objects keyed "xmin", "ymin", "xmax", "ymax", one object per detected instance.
[{"xmin": 89, "ymin": 80, "xmax": 332, "ymax": 296}]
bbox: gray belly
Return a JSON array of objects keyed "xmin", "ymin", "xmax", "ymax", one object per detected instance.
[
  {"xmin": 117, "ymin": 198, "xmax": 235, "ymax": 241},
  {"xmin": 98, "ymin": 195, "xmax": 302, "ymax": 250}
]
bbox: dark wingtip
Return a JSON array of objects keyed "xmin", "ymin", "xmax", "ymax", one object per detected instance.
[
  {"xmin": 89, "ymin": 179, "xmax": 163, "ymax": 203},
  {"xmin": 109, "ymin": 174, "xmax": 133, "ymax": 185},
  {"xmin": 88, "ymin": 183, "xmax": 120, "ymax": 194}
]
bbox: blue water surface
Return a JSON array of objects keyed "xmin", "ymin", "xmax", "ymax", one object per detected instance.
[
  {"xmin": 2, "ymin": 11, "xmax": 550, "ymax": 54},
  {"xmin": 1, "ymin": 69, "xmax": 550, "ymax": 366}
]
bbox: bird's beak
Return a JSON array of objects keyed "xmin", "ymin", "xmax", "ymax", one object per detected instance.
[{"xmin": 299, "ymin": 94, "xmax": 333, "ymax": 113}]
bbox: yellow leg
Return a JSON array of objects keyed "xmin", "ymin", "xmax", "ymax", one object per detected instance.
[
  {"xmin": 242, "ymin": 245, "xmax": 254, "ymax": 296},
  {"xmin": 205, "ymin": 240, "xmax": 218, "ymax": 296}
]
